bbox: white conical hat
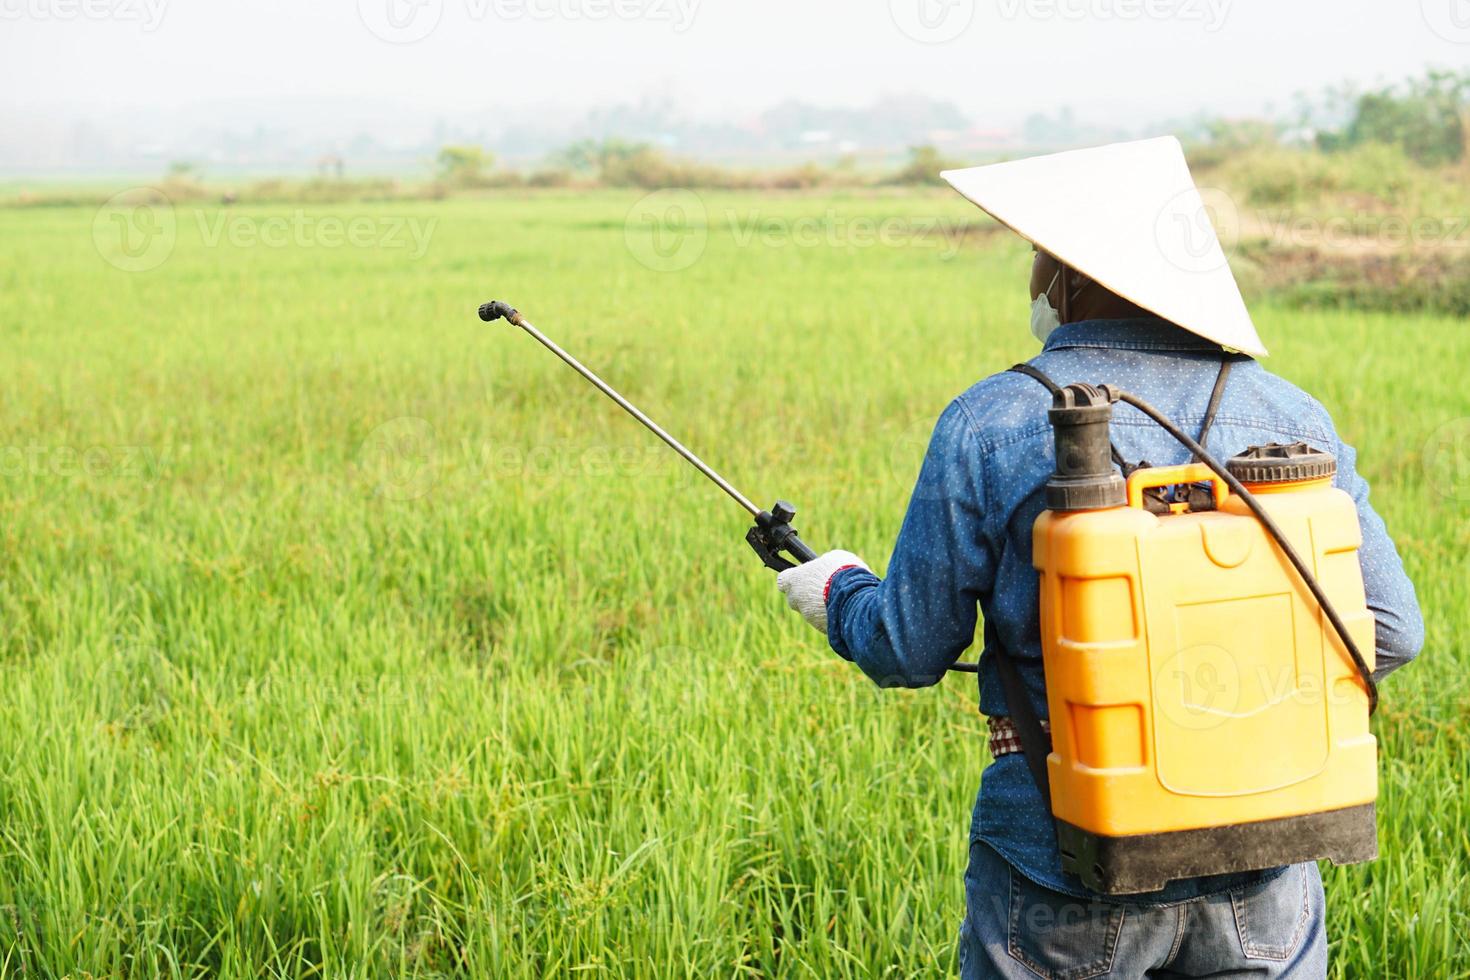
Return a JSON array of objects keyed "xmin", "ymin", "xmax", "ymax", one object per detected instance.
[{"xmin": 941, "ymin": 136, "xmax": 1266, "ymax": 357}]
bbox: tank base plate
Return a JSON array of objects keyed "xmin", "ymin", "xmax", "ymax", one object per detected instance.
[{"xmin": 1058, "ymin": 803, "xmax": 1377, "ymax": 895}]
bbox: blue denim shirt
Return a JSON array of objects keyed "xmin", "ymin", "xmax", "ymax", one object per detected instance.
[{"xmin": 826, "ymin": 317, "xmax": 1424, "ymax": 899}]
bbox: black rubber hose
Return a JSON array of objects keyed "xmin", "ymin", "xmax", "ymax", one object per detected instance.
[{"xmin": 1115, "ymin": 390, "xmax": 1379, "ymax": 714}]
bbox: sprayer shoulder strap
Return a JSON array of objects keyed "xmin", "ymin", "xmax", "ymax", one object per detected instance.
[
  {"xmin": 1194, "ymin": 358, "xmax": 1234, "ymax": 459},
  {"xmin": 996, "ymin": 362, "xmax": 1072, "ymax": 808},
  {"xmin": 1007, "ymin": 362, "xmax": 1061, "ymax": 394},
  {"xmin": 989, "ymin": 642, "xmax": 1053, "ymax": 811}
]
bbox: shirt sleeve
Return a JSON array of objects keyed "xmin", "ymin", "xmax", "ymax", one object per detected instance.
[
  {"xmin": 824, "ymin": 399, "xmax": 994, "ymax": 688},
  {"xmin": 1332, "ymin": 433, "xmax": 1424, "ymax": 681}
]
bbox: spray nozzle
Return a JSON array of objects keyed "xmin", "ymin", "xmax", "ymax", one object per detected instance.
[{"xmin": 478, "ymin": 300, "xmax": 524, "ymax": 325}]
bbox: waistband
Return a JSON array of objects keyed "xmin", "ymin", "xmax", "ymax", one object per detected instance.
[{"xmin": 988, "ymin": 715, "xmax": 1052, "ymax": 758}]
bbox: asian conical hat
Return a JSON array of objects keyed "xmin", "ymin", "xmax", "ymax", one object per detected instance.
[{"xmin": 941, "ymin": 136, "xmax": 1266, "ymax": 357}]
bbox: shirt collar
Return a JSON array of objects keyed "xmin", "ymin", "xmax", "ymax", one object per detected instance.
[{"xmin": 1042, "ymin": 317, "xmax": 1227, "ymax": 354}]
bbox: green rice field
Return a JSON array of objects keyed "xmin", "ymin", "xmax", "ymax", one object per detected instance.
[{"xmin": 0, "ymin": 189, "xmax": 1465, "ymax": 976}]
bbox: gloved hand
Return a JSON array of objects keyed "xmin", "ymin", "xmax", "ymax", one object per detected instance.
[{"xmin": 776, "ymin": 550, "xmax": 869, "ymax": 634}]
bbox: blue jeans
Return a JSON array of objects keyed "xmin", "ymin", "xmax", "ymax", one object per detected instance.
[{"xmin": 959, "ymin": 841, "xmax": 1327, "ymax": 978}]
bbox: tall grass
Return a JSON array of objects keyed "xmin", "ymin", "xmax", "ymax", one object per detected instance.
[{"xmin": 0, "ymin": 191, "xmax": 1464, "ymax": 976}]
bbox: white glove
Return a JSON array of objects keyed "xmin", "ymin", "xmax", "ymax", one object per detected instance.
[{"xmin": 776, "ymin": 550, "xmax": 869, "ymax": 634}]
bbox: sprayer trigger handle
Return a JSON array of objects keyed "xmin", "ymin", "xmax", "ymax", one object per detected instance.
[{"xmin": 747, "ymin": 501, "xmax": 818, "ymax": 571}]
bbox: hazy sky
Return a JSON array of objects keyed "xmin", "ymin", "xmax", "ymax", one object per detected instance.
[{"xmin": 5, "ymin": 0, "xmax": 1467, "ymax": 128}]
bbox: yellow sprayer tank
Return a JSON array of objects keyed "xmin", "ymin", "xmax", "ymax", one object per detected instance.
[{"xmin": 1031, "ymin": 387, "xmax": 1378, "ymax": 894}]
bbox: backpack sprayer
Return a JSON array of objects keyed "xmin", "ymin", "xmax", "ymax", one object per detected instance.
[
  {"xmin": 1029, "ymin": 377, "xmax": 1380, "ymax": 892},
  {"xmin": 482, "ymin": 298, "xmax": 1382, "ymax": 893}
]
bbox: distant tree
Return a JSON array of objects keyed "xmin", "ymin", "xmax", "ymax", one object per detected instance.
[
  {"xmin": 437, "ymin": 145, "xmax": 493, "ymax": 185},
  {"xmin": 549, "ymin": 139, "xmax": 602, "ymax": 173},
  {"xmin": 317, "ymin": 153, "xmax": 345, "ymax": 180},
  {"xmin": 547, "ymin": 138, "xmax": 656, "ymax": 181},
  {"xmin": 167, "ymin": 160, "xmax": 200, "ymax": 179},
  {"xmin": 1205, "ymin": 118, "xmax": 1281, "ymax": 152},
  {"xmin": 1022, "ymin": 107, "xmax": 1079, "ymax": 146},
  {"xmin": 887, "ymin": 145, "xmax": 960, "ymax": 186},
  {"xmin": 1316, "ymin": 69, "xmax": 1470, "ymax": 165}
]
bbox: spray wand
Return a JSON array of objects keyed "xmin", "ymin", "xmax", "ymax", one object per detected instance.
[
  {"xmin": 479, "ymin": 299, "xmax": 979, "ymax": 673},
  {"xmin": 479, "ymin": 300, "xmax": 816, "ymax": 570}
]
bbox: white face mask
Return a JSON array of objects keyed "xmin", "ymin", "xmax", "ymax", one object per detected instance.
[{"xmin": 1030, "ymin": 268, "xmax": 1061, "ymax": 344}]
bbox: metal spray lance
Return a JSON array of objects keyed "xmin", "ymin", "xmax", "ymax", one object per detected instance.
[{"xmin": 478, "ymin": 300, "xmax": 980, "ymax": 674}]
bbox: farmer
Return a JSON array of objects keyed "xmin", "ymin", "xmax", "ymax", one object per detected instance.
[{"xmin": 775, "ymin": 137, "xmax": 1423, "ymax": 978}]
